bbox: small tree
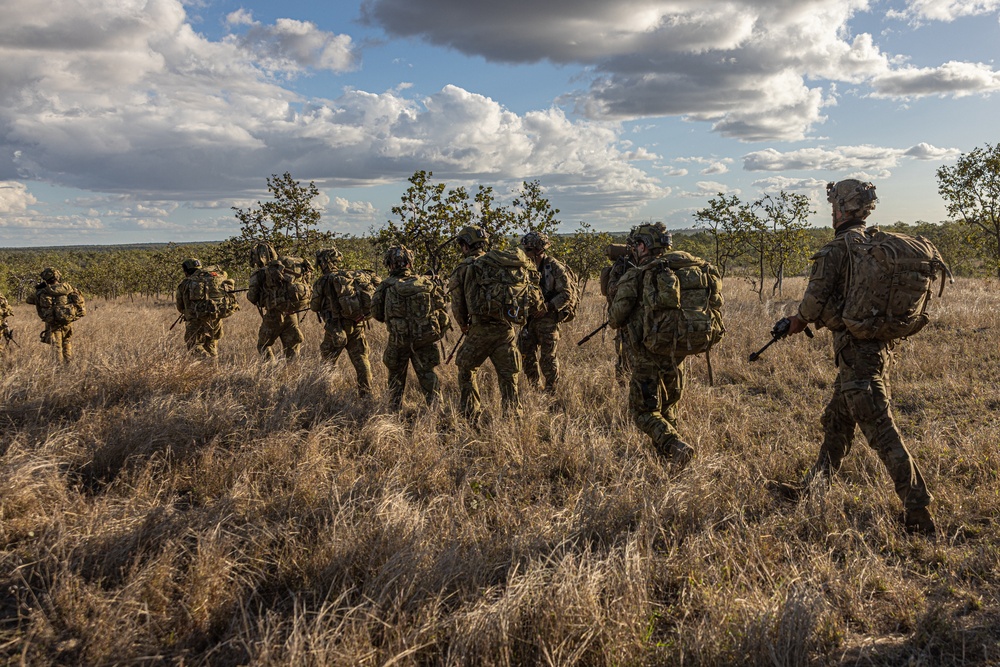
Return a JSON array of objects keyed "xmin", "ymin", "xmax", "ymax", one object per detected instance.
[
  {"xmin": 693, "ymin": 193, "xmax": 747, "ymax": 278},
  {"xmin": 937, "ymin": 143, "xmax": 1000, "ymax": 278},
  {"xmin": 222, "ymin": 172, "xmax": 334, "ymax": 267},
  {"xmin": 553, "ymin": 221, "xmax": 613, "ymax": 294},
  {"xmin": 756, "ymin": 191, "xmax": 813, "ymax": 296},
  {"xmin": 512, "ymin": 180, "xmax": 561, "ymax": 236}
]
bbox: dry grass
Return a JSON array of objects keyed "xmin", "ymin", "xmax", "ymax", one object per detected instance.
[{"xmin": 2, "ymin": 278, "xmax": 999, "ymax": 666}]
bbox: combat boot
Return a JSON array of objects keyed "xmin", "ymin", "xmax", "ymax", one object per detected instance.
[
  {"xmin": 903, "ymin": 507, "xmax": 936, "ymax": 536},
  {"xmin": 656, "ymin": 437, "xmax": 695, "ymax": 469}
]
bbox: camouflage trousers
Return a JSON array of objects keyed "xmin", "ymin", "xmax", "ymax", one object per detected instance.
[
  {"xmin": 384, "ymin": 339, "xmax": 442, "ymax": 407},
  {"xmin": 813, "ymin": 337, "xmax": 932, "ymax": 511},
  {"xmin": 42, "ymin": 324, "xmax": 73, "ymax": 363},
  {"xmin": 626, "ymin": 345, "xmax": 685, "ymax": 454},
  {"xmin": 456, "ymin": 320, "xmax": 521, "ymax": 420},
  {"xmin": 184, "ymin": 317, "xmax": 222, "ymax": 358},
  {"xmin": 321, "ymin": 319, "xmax": 373, "ymax": 396},
  {"xmin": 257, "ymin": 312, "xmax": 303, "ymax": 360},
  {"xmin": 518, "ymin": 315, "xmax": 560, "ymax": 391},
  {"xmin": 614, "ymin": 328, "xmax": 630, "ymax": 383}
]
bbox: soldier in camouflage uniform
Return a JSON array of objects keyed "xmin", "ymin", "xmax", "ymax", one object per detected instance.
[
  {"xmin": 518, "ymin": 231, "xmax": 573, "ymax": 393},
  {"xmin": 175, "ymin": 258, "xmax": 235, "ymax": 358},
  {"xmin": 247, "ymin": 243, "xmax": 305, "ymax": 360},
  {"xmin": 608, "ymin": 224, "xmax": 695, "ymax": 467},
  {"xmin": 25, "ymin": 267, "xmax": 85, "ymax": 364},
  {"xmin": 311, "ymin": 246, "xmax": 373, "ymax": 397},
  {"xmin": 784, "ymin": 179, "xmax": 936, "ymax": 535},
  {"xmin": 372, "ymin": 245, "xmax": 446, "ymax": 408},
  {"xmin": 602, "ymin": 243, "xmax": 635, "ymax": 383},
  {"xmin": 0, "ymin": 292, "xmax": 14, "ymax": 354},
  {"xmin": 449, "ymin": 225, "xmax": 526, "ymax": 422}
]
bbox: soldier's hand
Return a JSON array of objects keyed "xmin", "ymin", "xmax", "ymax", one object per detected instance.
[{"xmin": 786, "ymin": 314, "xmax": 808, "ymax": 335}]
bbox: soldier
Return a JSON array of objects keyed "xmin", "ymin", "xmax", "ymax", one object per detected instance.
[
  {"xmin": 608, "ymin": 224, "xmax": 698, "ymax": 467},
  {"xmin": 449, "ymin": 225, "xmax": 540, "ymax": 422},
  {"xmin": 783, "ymin": 179, "xmax": 936, "ymax": 536},
  {"xmin": 174, "ymin": 258, "xmax": 238, "ymax": 358},
  {"xmin": 310, "ymin": 246, "xmax": 375, "ymax": 397},
  {"xmin": 601, "ymin": 242, "xmax": 635, "ymax": 384},
  {"xmin": 517, "ymin": 231, "xmax": 575, "ymax": 393},
  {"xmin": 247, "ymin": 242, "xmax": 310, "ymax": 361},
  {"xmin": 25, "ymin": 267, "xmax": 86, "ymax": 364},
  {"xmin": 0, "ymin": 291, "xmax": 14, "ymax": 353},
  {"xmin": 372, "ymin": 245, "xmax": 449, "ymax": 408}
]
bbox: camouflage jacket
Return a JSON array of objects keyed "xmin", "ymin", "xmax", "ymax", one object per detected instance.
[
  {"xmin": 535, "ymin": 255, "xmax": 572, "ymax": 318},
  {"xmin": 604, "ymin": 255, "xmax": 633, "ymax": 308},
  {"xmin": 0, "ymin": 294, "xmax": 11, "ymax": 321},
  {"xmin": 371, "ymin": 268, "xmax": 410, "ymax": 323},
  {"xmin": 447, "ymin": 250, "xmax": 484, "ymax": 329},
  {"xmin": 796, "ymin": 220, "xmax": 867, "ymax": 332},
  {"xmin": 607, "ymin": 254, "xmax": 655, "ymax": 343}
]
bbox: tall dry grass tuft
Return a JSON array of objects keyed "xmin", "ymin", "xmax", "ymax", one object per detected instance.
[{"xmin": 2, "ymin": 277, "xmax": 999, "ymax": 665}]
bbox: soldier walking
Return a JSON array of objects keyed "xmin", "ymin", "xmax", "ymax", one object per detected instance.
[
  {"xmin": 310, "ymin": 246, "xmax": 376, "ymax": 397},
  {"xmin": 372, "ymin": 246, "xmax": 449, "ymax": 408},
  {"xmin": 174, "ymin": 258, "xmax": 239, "ymax": 358},
  {"xmin": 247, "ymin": 243, "xmax": 311, "ymax": 360},
  {"xmin": 25, "ymin": 267, "xmax": 86, "ymax": 364},
  {"xmin": 517, "ymin": 231, "xmax": 576, "ymax": 393},
  {"xmin": 0, "ymin": 291, "xmax": 14, "ymax": 354},
  {"xmin": 782, "ymin": 179, "xmax": 936, "ymax": 536}
]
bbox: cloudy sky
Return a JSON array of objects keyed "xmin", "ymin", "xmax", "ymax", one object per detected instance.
[{"xmin": 1, "ymin": 0, "xmax": 997, "ymax": 246}]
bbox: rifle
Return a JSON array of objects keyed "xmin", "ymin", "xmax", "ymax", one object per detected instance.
[
  {"xmin": 748, "ymin": 317, "xmax": 814, "ymax": 362},
  {"xmin": 169, "ymin": 314, "xmax": 184, "ymax": 330},
  {"xmin": 227, "ymin": 288, "xmax": 250, "ymax": 294},
  {"xmin": 577, "ymin": 320, "xmax": 610, "ymax": 346},
  {"xmin": 445, "ymin": 331, "xmax": 466, "ymax": 364},
  {"xmin": 2, "ymin": 324, "xmax": 19, "ymax": 348}
]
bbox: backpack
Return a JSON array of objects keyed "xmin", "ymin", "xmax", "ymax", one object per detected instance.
[
  {"xmin": 260, "ymin": 257, "xmax": 312, "ymax": 314},
  {"xmin": 841, "ymin": 228, "xmax": 951, "ymax": 341},
  {"xmin": 468, "ymin": 249, "xmax": 541, "ymax": 326},
  {"xmin": 384, "ymin": 275, "xmax": 450, "ymax": 347},
  {"xmin": 183, "ymin": 267, "xmax": 239, "ymax": 320},
  {"xmin": 36, "ymin": 283, "xmax": 86, "ymax": 326},
  {"xmin": 556, "ymin": 262, "xmax": 581, "ymax": 323},
  {"xmin": 334, "ymin": 270, "xmax": 378, "ymax": 322},
  {"xmin": 639, "ymin": 251, "xmax": 725, "ymax": 357}
]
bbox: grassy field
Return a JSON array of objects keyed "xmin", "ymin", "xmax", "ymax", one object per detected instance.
[{"xmin": 1, "ymin": 277, "xmax": 998, "ymax": 666}]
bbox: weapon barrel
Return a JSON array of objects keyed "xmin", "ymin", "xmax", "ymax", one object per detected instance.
[{"xmin": 577, "ymin": 320, "xmax": 610, "ymax": 346}]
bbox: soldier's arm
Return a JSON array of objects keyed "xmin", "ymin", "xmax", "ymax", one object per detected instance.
[
  {"xmin": 371, "ymin": 281, "xmax": 388, "ymax": 323},
  {"xmin": 448, "ymin": 264, "xmax": 470, "ymax": 331},
  {"xmin": 175, "ymin": 281, "xmax": 186, "ymax": 313},
  {"xmin": 796, "ymin": 245, "xmax": 843, "ymax": 325},
  {"xmin": 247, "ymin": 271, "xmax": 262, "ymax": 306},
  {"xmin": 309, "ymin": 276, "xmax": 324, "ymax": 312},
  {"xmin": 545, "ymin": 260, "xmax": 572, "ymax": 313},
  {"xmin": 608, "ymin": 268, "xmax": 641, "ymax": 329}
]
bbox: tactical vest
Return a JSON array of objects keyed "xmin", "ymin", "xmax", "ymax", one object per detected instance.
[{"xmin": 841, "ymin": 228, "xmax": 951, "ymax": 341}]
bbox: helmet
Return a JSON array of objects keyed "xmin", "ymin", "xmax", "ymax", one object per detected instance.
[
  {"xmin": 181, "ymin": 258, "xmax": 202, "ymax": 273},
  {"xmin": 383, "ymin": 245, "xmax": 415, "ymax": 271},
  {"xmin": 520, "ymin": 231, "xmax": 550, "ymax": 252},
  {"xmin": 316, "ymin": 247, "xmax": 343, "ymax": 273},
  {"xmin": 250, "ymin": 242, "xmax": 278, "ymax": 268},
  {"xmin": 629, "ymin": 222, "xmax": 672, "ymax": 251},
  {"xmin": 455, "ymin": 225, "xmax": 489, "ymax": 249},
  {"xmin": 826, "ymin": 179, "xmax": 877, "ymax": 216},
  {"xmin": 40, "ymin": 267, "xmax": 62, "ymax": 283}
]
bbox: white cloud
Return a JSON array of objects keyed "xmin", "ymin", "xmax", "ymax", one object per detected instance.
[
  {"xmin": 888, "ymin": 0, "xmax": 1000, "ymax": 22},
  {"xmin": 742, "ymin": 143, "xmax": 960, "ymax": 173},
  {"xmin": 0, "ymin": 181, "xmax": 37, "ymax": 213},
  {"xmin": 225, "ymin": 17, "xmax": 358, "ymax": 74},
  {"xmin": 700, "ymin": 161, "xmax": 729, "ymax": 176},
  {"xmin": 871, "ymin": 61, "xmax": 1000, "ymax": 98}
]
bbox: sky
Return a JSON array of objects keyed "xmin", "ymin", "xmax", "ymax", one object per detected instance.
[{"xmin": 1, "ymin": 0, "xmax": 998, "ymax": 246}]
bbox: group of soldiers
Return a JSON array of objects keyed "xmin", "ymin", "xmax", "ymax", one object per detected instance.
[{"xmin": 0, "ymin": 178, "xmax": 938, "ymax": 537}]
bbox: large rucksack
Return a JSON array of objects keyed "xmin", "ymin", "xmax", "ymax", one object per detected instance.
[
  {"xmin": 556, "ymin": 262, "xmax": 581, "ymax": 323},
  {"xmin": 183, "ymin": 267, "xmax": 239, "ymax": 320},
  {"xmin": 36, "ymin": 283, "xmax": 86, "ymax": 326},
  {"xmin": 317, "ymin": 270, "xmax": 378, "ymax": 322},
  {"xmin": 639, "ymin": 251, "xmax": 725, "ymax": 357},
  {"xmin": 260, "ymin": 257, "xmax": 312, "ymax": 314},
  {"xmin": 841, "ymin": 228, "xmax": 951, "ymax": 341},
  {"xmin": 468, "ymin": 249, "xmax": 541, "ymax": 326},
  {"xmin": 384, "ymin": 275, "xmax": 450, "ymax": 347}
]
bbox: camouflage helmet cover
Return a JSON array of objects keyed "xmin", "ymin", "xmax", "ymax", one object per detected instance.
[
  {"xmin": 826, "ymin": 179, "xmax": 877, "ymax": 216},
  {"xmin": 455, "ymin": 225, "xmax": 489, "ymax": 248},
  {"xmin": 629, "ymin": 222, "xmax": 672, "ymax": 251},
  {"xmin": 316, "ymin": 247, "xmax": 343, "ymax": 272},
  {"xmin": 181, "ymin": 258, "xmax": 202, "ymax": 272},
  {"xmin": 251, "ymin": 242, "xmax": 278, "ymax": 268},
  {"xmin": 520, "ymin": 231, "xmax": 550, "ymax": 251},
  {"xmin": 383, "ymin": 245, "xmax": 415, "ymax": 270},
  {"xmin": 40, "ymin": 267, "xmax": 62, "ymax": 282}
]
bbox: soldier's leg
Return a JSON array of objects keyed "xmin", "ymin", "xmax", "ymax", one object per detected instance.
[
  {"xmin": 58, "ymin": 326, "xmax": 73, "ymax": 363},
  {"xmin": 840, "ymin": 341, "xmax": 932, "ymax": 511},
  {"xmin": 628, "ymin": 351, "xmax": 688, "ymax": 462},
  {"xmin": 411, "ymin": 343, "xmax": 442, "ymax": 405},
  {"xmin": 319, "ymin": 322, "xmax": 348, "ymax": 364},
  {"xmin": 257, "ymin": 315, "xmax": 282, "ymax": 358},
  {"xmin": 383, "ymin": 343, "xmax": 410, "ymax": 408},
  {"xmin": 279, "ymin": 315, "xmax": 304, "ymax": 359},
  {"xmin": 517, "ymin": 323, "xmax": 540, "ymax": 387},
  {"xmin": 205, "ymin": 320, "xmax": 222, "ymax": 358},
  {"xmin": 537, "ymin": 319, "xmax": 560, "ymax": 392},
  {"xmin": 345, "ymin": 326, "xmax": 373, "ymax": 396},
  {"xmin": 455, "ymin": 327, "xmax": 494, "ymax": 420},
  {"xmin": 614, "ymin": 330, "xmax": 630, "ymax": 384},
  {"xmin": 490, "ymin": 329, "xmax": 521, "ymax": 416}
]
